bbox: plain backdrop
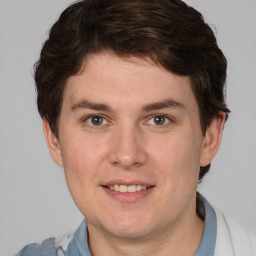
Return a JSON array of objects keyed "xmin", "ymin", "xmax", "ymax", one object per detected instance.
[{"xmin": 0, "ymin": 1, "xmax": 255, "ymax": 255}]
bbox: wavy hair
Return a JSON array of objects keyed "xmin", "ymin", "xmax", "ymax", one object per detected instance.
[{"xmin": 35, "ymin": 0, "xmax": 230, "ymax": 182}]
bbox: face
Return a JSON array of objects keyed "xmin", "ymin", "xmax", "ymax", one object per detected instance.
[{"xmin": 44, "ymin": 52, "xmax": 224, "ymax": 242}]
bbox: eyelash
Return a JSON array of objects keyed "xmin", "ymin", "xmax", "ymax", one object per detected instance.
[
  {"xmin": 146, "ymin": 114, "xmax": 173, "ymax": 127},
  {"xmin": 82, "ymin": 114, "xmax": 110, "ymax": 128},
  {"xmin": 82, "ymin": 114, "xmax": 173, "ymax": 128}
]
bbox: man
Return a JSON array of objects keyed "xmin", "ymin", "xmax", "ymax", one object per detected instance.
[{"xmin": 16, "ymin": 0, "xmax": 256, "ymax": 255}]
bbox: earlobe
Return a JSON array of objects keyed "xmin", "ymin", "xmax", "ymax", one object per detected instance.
[
  {"xmin": 42, "ymin": 119, "xmax": 64, "ymax": 167},
  {"xmin": 200, "ymin": 112, "xmax": 226, "ymax": 167}
]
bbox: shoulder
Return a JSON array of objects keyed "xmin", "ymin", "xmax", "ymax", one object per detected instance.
[
  {"xmin": 15, "ymin": 220, "xmax": 89, "ymax": 256},
  {"xmin": 15, "ymin": 232, "xmax": 76, "ymax": 256},
  {"xmin": 214, "ymin": 207, "xmax": 256, "ymax": 256},
  {"xmin": 15, "ymin": 237, "xmax": 57, "ymax": 256}
]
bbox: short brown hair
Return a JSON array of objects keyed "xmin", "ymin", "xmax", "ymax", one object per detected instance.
[{"xmin": 34, "ymin": 0, "xmax": 230, "ymax": 181}]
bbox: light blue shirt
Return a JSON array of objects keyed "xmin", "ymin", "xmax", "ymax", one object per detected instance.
[
  {"xmin": 195, "ymin": 195, "xmax": 217, "ymax": 256},
  {"xmin": 16, "ymin": 195, "xmax": 216, "ymax": 256}
]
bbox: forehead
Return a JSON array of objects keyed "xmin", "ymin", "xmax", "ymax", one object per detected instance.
[{"xmin": 63, "ymin": 52, "xmax": 197, "ymax": 112}]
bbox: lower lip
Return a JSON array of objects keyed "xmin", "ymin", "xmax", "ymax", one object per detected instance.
[{"xmin": 101, "ymin": 186, "xmax": 155, "ymax": 202}]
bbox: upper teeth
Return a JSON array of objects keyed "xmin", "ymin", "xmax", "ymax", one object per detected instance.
[{"xmin": 108, "ymin": 184, "xmax": 148, "ymax": 192}]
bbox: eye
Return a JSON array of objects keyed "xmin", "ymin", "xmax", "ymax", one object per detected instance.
[
  {"xmin": 147, "ymin": 115, "xmax": 171, "ymax": 126},
  {"xmin": 85, "ymin": 115, "xmax": 107, "ymax": 126}
]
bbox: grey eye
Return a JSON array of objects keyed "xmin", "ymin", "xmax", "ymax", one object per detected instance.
[
  {"xmin": 147, "ymin": 115, "xmax": 170, "ymax": 126},
  {"xmin": 153, "ymin": 116, "xmax": 167, "ymax": 125},
  {"xmin": 87, "ymin": 116, "xmax": 105, "ymax": 126}
]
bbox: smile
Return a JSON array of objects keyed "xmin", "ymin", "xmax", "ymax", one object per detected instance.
[
  {"xmin": 108, "ymin": 184, "xmax": 149, "ymax": 193},
  {"xmin": 101, "ymin": 183, "xmax": 155, "ymax": 202}
]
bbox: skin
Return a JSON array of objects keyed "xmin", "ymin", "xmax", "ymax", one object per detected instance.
[{"xmin": 43, "ymin": 52, "xmax": 225, "ymax": 256}]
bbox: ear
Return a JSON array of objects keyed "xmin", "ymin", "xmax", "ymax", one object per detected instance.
[
  {"xmin": 42, "ymin": 119, "xmax": 63, "ymax": 167},
  {"xmin": 200, "ymin": 112, "xmax": 226, "ymax": 167}
]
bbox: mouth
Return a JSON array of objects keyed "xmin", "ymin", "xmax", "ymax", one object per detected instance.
[
  {"xmin": 101, "ymin": 181, "xmax": 155, "ymax": 202},
  {"xmin": 103, "ymin": 184, "xmax": 153, "ymax": 193}
]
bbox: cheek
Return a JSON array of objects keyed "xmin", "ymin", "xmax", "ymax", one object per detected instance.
[
  {"xmin": 150, "ymin": 133, "xmax": 202, "ymax": 185},
  {"xmin": 60, "ymin": 139, "xmax": 103, "ymax": 213},
  {"xmin": 60, "ymin": 136, "xmax": 105, "ymax": 189},
  {"xmin": 61, "ymin": 133, "xmax": 103, "ymax": 167}
]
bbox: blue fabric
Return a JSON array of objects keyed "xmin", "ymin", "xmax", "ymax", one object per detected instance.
[
  {"xmin": 15, "ymin": 238, "xmax": 58, "ymax": 256},
  {"xmin": 16, "ymin": 196, "xmax": 216, "ymax": 256},
  {"xmin": 73, "ymin": 220, "xmax": 91, "ymax": 256},
  {"xmin": 15, "ymin": 222, "xmax": 91, "ymax": 256},
  {"xmin": 195, "ymin": 195, "xmax": 217, "ymax": 256}
]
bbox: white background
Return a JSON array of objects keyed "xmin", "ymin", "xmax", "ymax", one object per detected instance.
[{"xmin": 0, "ymin": 1, "xmax": 255, "ymax": 255}]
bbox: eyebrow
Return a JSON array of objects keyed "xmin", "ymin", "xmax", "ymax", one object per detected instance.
[
  {"xmin": 71, "ymin": 99, "xmax": 111, "ymax": 112},
  {"xmin": 142, "ymin": 99, "xmax": 185, "ymax": 112},
  {"xmin": 71, "ymin": 98, "xmax": 185, "ymax": 112}
]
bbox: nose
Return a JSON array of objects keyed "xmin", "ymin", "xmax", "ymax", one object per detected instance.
[{"xmin": 109, "ymin": 124, "xmax": 147, "ymax": 170}]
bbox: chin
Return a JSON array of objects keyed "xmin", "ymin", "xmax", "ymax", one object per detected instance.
[
  {"xmin": 101, "ymin": 212, "xmax": 158, "ymax": 239},
  {"xmin": 108, "ymin": 225, "xmax": 154, "ymax": 240}
]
